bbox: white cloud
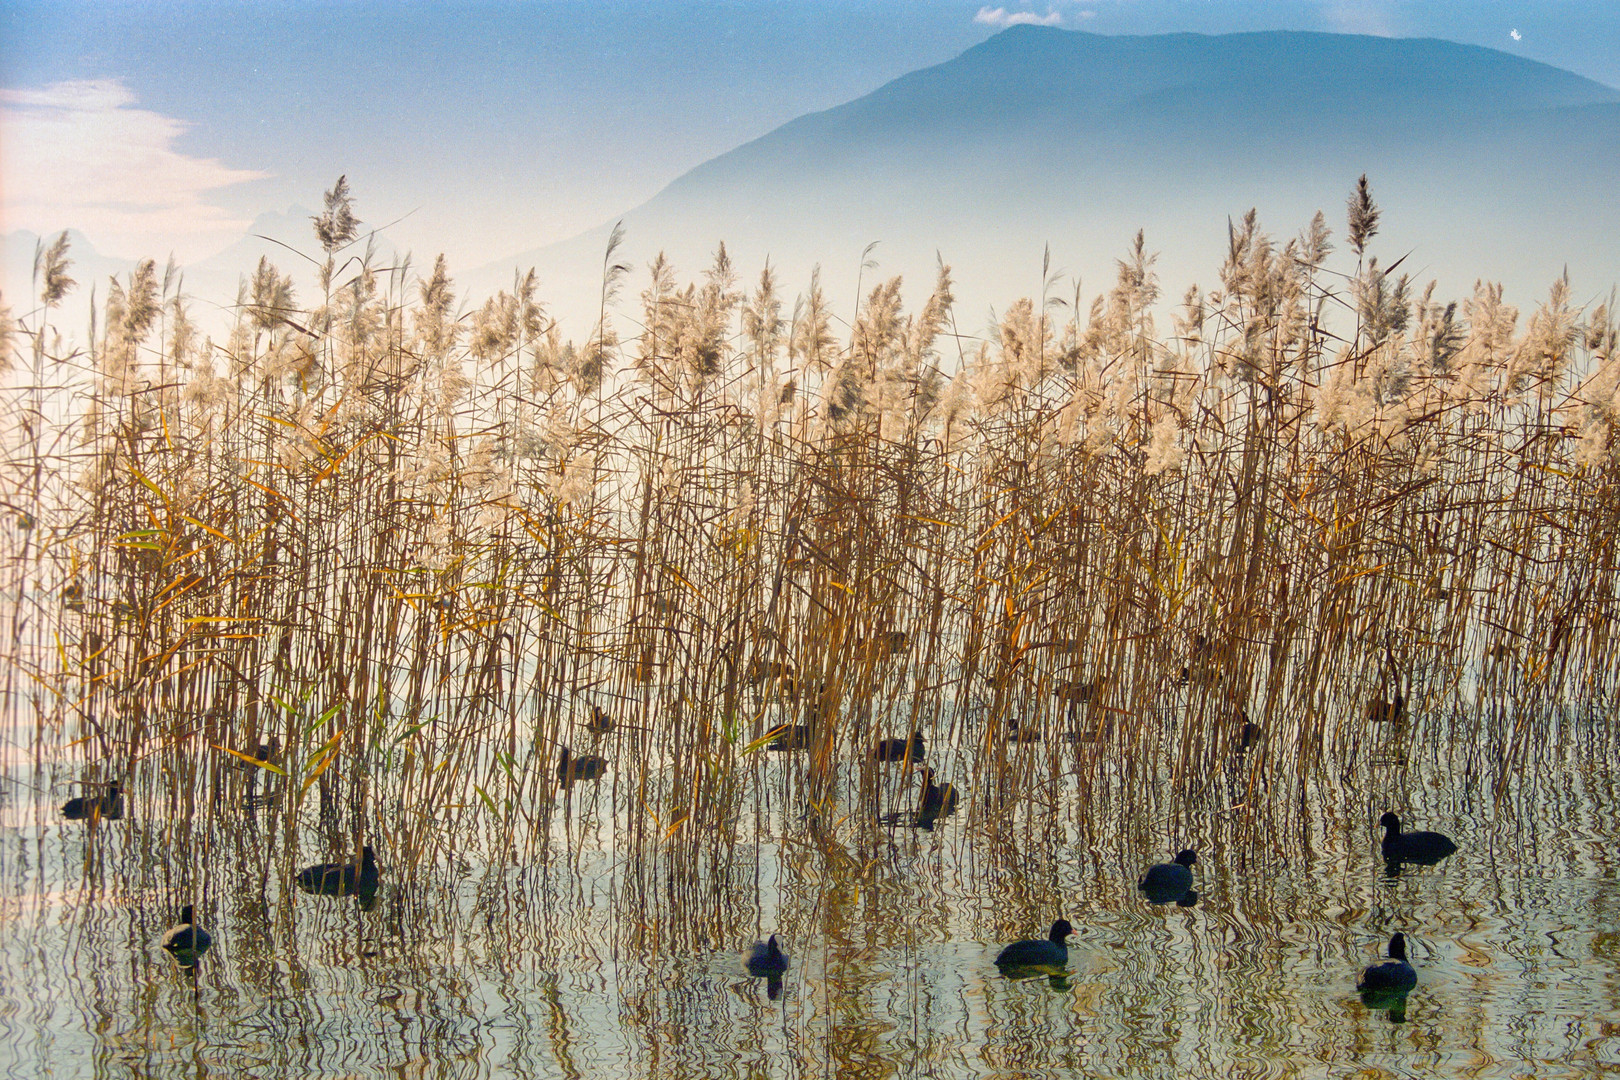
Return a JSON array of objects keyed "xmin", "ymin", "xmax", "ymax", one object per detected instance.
[
  {"xmin": 0, "ymin": 79, "xmax": 268, "ymax": 261},
  {"xmin": 1321, "ymin": 2, "xmax": 1399, "ymax": 37},
  {"xmin": 974, "ymin": 6, "xmax": 1064, "ymax": 29}
]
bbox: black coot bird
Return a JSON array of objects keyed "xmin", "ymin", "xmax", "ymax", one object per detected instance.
[
  {"xmin": 914, "ymin": 767, "xmax": 959, "ymax": 830},
  {"xmin": 766, "ymin": 721, "xmax": 814, "ymax": 751},
  {"xmin": 296, "ymin": 845, "xmax": 379, "ymax": 901},
  {"xmin": 557, "ymin": 747, "xmax": 609, "ymax": 788},
  {"xmin": 1139, "ymin": 849, "xmax": 1197, "ymax": 904},
  {"xmin": 62, "ymin": 781, "xmax": 123, "ymax": 821},
  {"xmin": 1358, "ymin": 932, "xmax": 1418, "ymax": 992},
  {"xmin": 161, "ymin": 905, "xmax": 212, "ymax": 968},
  {"xmin": 874, "ymin": 731, "xmax": 924, "ymax": 763},
  {"xmin": 995, "ymin": 919, "xmax": 1074, "ymax": 970},
  {"xmin": 1379, "ymin": 812, "xmax": 1456, "ymax": 864},
  {"xmin": 745, "ymin": 934, "xmax": 789, "ymax": 999}
]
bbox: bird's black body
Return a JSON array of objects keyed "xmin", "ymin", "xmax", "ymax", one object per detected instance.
[
  {"xmin": 766, "ymin": 723, "xmax": 813, "ymax": 751},
  {"xmin": 1367, "ymin": 691, "xmax": 1406, "ymax": 723},
  {"xmin": 745, "ymin": 934, "xmax": 789, "ymax": 976},
  {"xmin": 915, "ymin": 767, "xmax": 959, "ymax": 830},
  {"xmin": 874, "ymin": 731, "xmax": 924, "ymax": 763},
  {"xmin": 62, "ymin": 782, "xmax": 123, "ymax": 821},
  {"xmin": 995, "ymin": 919, "xmax": 1074, "ymax": 969},
  {"xmin": 558, "ymin": 747, "xmax": 609, "ymax": 787},
  {"xmin": 1379, "ymin": 812, "xmax": 1456, "ymax": 864},
  {"xmin": 161, "ymin": 904, "xmax": 212, "ymax": 967},
  {"xmin": 296, "ymin": 845, "xmax": 379, "ymax": 898},
  {"xmin": 745, "ymin": 934, "xmax": 789, "ymax": 999},
  {"xmin": 1139, "ymin": 849, "xmax": 1198, "ymax": 904},
  {"xmin": 1358, "ymin": 932, "xmax": 1418, "ymax": 992}
]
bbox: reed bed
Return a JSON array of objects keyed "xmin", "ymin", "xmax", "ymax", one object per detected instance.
[{"xmin": 1, "ymin": 177, "xmax": 1616, "ymax": 912}]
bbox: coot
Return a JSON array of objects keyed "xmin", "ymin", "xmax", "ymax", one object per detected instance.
[
  {"xmin": 1139, "ymin": 849, "xmax": 1197, "ymax": 904},
  {"xmin": 745, "ymin": 934, "xmax": 789, "ymax": 1000},
  {"xmin": 296, "ymin": 845, "xmax": 379, "ymax": 898},
  {"xmin": 1357, "ymin": 932, "xmax": 1418, "ymax": 992},
  {"xmin": 874, "ymin": 731, "xmax": 924, "ymax": 763},
  {"xmin": 558, "ymin": 747, "xmax": 609, "ymax": 788},
  {"xmin": 62, "ymin": 782, "xmax": 123, "ymax": 822},
  {"xmin": 1379, "ymin": 812, "xmax": 1456, "ymax": 864},
  {"xmin": 160, "ymin": 905, "xmax": 212, "ymax": 967},
  {"xmin": 915, "ymin": 767, "xmax": 959, "ymax": 830},
  {"xmin": 995, "ymin": 919, "xmax": 1074, "ymax": 969}
]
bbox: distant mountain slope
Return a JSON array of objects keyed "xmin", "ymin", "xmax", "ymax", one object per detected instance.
[{"xmin": 476, "ymin": 26, "xmax": 1620, "ymax": 336}]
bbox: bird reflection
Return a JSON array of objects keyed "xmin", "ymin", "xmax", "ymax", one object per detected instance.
[
  {"xmin": 745, "ymin": 935, "xmax": 788, "ymax": 1001},
  {"xmin": 1359, "ymin": 984, "xmax": 1413, "ymax": 1023},
  {"xmin": 1358, "ymin": 932, "xmax": 1418, "ymax": 1023}
]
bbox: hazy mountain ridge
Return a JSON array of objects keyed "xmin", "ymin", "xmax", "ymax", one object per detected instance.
[
  {"xmin": 8, "ymin": 27, "xmax": 1617, "ymax": 344},
  {"xmin": 470, "ymin": 26, "xmax": 1620, "ymax": 336}
]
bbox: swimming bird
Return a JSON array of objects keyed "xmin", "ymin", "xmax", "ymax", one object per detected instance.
[
  {"xmin": 874, "ymin": 731, "xmax": 924, "ymax": 763},
  {"xmin": 766, "ymin": 721, "xmax": 814, "ymax": 751},
  {"xmin": 295, "ymin": 845, "xmax": 379, "ymax": 898},
  {"xmin": 914, "ymin": 767, "xmax": 959, "ymax": 830},
  {"xmin": 160, "ymin": 905, "xmax": 212, "ymax": 968},
  {"xmin": 1139, "ymin": 849, "xmax": 1198, "ymax": 904},
  {"xmin": 1357, "ymin": 932, "xmax": 1418, "ymax": 992},
  {"xmin": 745, "ymin": 934, "xmax": 788, "ymax": 999},
  {"xmin": 1379, "ymin": 812, "xmax": 1456, "ymax": 864},
  {"xmin": 62, "ymin": 781, "xmax": 123, "ymax": 822},
  {"xmin": 1232, "ymin": 710, "xmax": 1261, "ymax": 750},
  {"xmin": 557, "ymin": 747, "xmax": 609, "ymax": 788},
  {"xmin": 995, "ymin": 919, "xmax": 1074, "ymax": 969},
  {"xmin": 585, "ymin": 706, "xmax": 614, "ymax": 735}
]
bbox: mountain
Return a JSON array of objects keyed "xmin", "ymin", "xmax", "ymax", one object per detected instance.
[
  {"xmin": 473, "ymin": 27, "xmax": 1620, "ymax": 336},
  {"xmin": 2, "ymin": 229, "xmax": 137, "ymax": 342}
]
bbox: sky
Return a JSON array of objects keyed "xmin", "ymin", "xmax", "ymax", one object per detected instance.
[{"xmin": 3, "ymin": 0, "xmax": 1618, "ymax": 278}]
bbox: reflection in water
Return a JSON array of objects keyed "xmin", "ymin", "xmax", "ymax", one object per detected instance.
[
  {"xmin": 1357, "ymin": 932, "xmax": 1419, "ymax": 1025},
  {"xmin": 1, "ymin": 710, "xmax": 1617, "ymax": 1077},
  {"xmin": 745, "ymin": 935, "xmax": 788, "ymax": 1000},
  {"xmin": 1359, "ymin": 984, "xmax": 1414, "ymax": 1023}
]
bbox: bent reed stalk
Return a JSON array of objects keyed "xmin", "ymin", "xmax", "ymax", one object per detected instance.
[{"xmin": 1, "ymin": 177, "xmax": 1616, "ymax": 903}]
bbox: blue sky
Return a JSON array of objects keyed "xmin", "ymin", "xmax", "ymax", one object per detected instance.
[{"xmin": 3, "ymin": 1, "xmax": 1617, "ymax": 270}]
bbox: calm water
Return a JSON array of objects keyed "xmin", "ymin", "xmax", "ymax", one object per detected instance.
[{"xmin": 2, "ymin": 711, "xmax": 1617, "ymax": 1079}]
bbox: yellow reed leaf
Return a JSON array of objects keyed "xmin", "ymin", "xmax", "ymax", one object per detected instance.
[
  {"xmin": 182, "ymin": 515, "xmax": 232, "ymax": 541},
  {"xmin": 211, "ymin": 742, "xmax": 288, "ymax": 776},
  {"xmin": 300, "ymin": 737, "xmax": 342, "ymax": 797},
  {"xmin": 128, "ymin": 466, "xmax": 166, "ymax": 501}
]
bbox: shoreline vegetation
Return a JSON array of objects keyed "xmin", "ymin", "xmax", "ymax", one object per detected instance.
[{"xmin": 1, "ymin": 174, "xmax": 1616, "ymax": 877}]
